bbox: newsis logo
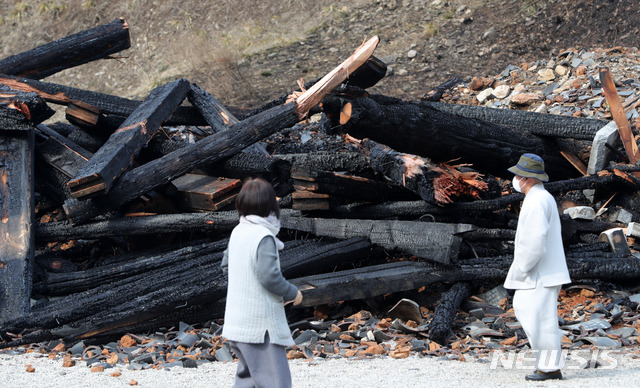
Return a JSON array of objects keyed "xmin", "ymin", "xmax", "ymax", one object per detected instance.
[{"xmin": 489, "ymin": 349, "xmax": 619, "ymax": 370}]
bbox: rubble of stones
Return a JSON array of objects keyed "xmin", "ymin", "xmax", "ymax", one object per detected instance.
[{"xmin": 2, "ymin": 283, "xmax": 639, "ymax": 371}]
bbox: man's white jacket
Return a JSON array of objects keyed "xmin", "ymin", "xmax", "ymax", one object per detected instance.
[{"xmin": 504, "ymin": 183, "xmax": 571, "ymax": 289}]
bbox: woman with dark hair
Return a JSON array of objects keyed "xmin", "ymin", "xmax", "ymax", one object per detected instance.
[{"xmin": 221, "ymin": 178, "xmax": 302, "ymax": 388}]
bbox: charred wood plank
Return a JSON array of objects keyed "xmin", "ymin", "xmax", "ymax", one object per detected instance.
[
  {"xmin": 170, "ymin": 174, "xmax": 241, "ymax": 211},
  {"xmin": 34, "ymin": 124, "xmax": 92, "ymax": 203},
  {"xmin": 67, "ymin": 79, "xmax": 190, "ymax": 198},
  {"xmin": 424, "ymin": 101, "xmax": 608, "ymax": 140},
  {"xmin": 0, "ymin": 118, "xmax": 35, "ymax": 321},
  {"xmin": 62, "ymin": 36, "xmax": 381, "ymax": 224},
  {"xmin": 281, "ymin": 215, "xmax": 474, "ymax": 264},
  {"xmin": 33, "ymin": 239, "xmax": 228, "ymax": 296},
  {"xmin": 362, "ymin": 138, "xmax": 487, "ymax": 204},
  {"xmin": 428, "ymin": 282, "xmax": 472, "ymax": 345},
  {"xmin": 280, "ymin": 237, "xmax": 372, "ymax": 278},
  {"xmin": 277, "ymin": 151, "xmax": 372, "ymax": 176},
  {"xmin": 0, "ymin": 87, "xmax": 55, "ymax": 124},
  {"xmin": 292, "ymin": 167, "xmax": 417, "ymax": 203},
  {"xmin": 600, "ymin": 68, "xmax": 640, "ymax": 163},
  {"xmin": 35, "ymin": 211, "xmax": 242, "ymax": 242},
  {"xmin": 292, "ymin": 261, "xmax": 458, "ymax": 308},
  {"xmin": 240, "ymin": 55, "xmax": 388, "ymax": 119},
  {"xmin": 0, "ymin": 18, "xmax": 130, "ymax": 80},
  {"xmin": 0, "ymin": 75, "xmax": 206, "ymax": 126},
  {"xmin": 326, "ymin": 95, "xmax": 579, "ymax": 180}
]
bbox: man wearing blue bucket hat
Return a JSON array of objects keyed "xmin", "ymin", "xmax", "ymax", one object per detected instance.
[{"xmin": 505, "ymin": 153, "xmax": 571, "ymax": 381}]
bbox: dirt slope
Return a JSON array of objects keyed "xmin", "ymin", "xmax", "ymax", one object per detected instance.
[{"xmin": 1, "ymin": 0, "xmax": 639, "ymax": 109}]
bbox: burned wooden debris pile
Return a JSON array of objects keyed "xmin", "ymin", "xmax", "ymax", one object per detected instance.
[{"xmin": 1, "ymin": 18, "xmax": 640, "ymax": 359}]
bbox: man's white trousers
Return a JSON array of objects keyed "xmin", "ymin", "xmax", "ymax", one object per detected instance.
[{"xmin": 513, "ymin": 284, "xmax": 564, "ymax": 372}]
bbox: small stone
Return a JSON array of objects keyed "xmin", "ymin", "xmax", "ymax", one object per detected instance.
[
  {"xmin": 111, "ymin": 371, "xmax": 122, "ymax": 377},
  {"xmin": 469, "ymin": 77, "xmax": 484, "ymax": 91},
  {"xmin": 129, "ymin": 380, "xmax": 139, "ymax": 386},
  {"xmin": 493, "ymin": 84, "xmax": 511, "ymax": 99},
  {"xmin": 407, "ymin": 49, "xmax": 417, "ymax": 59},
  {"xmin": 510, "ymin": 93, "xmax": 541, "ymax": 105},
  {"xmin": 555, "ymin": 65, "xmax": 569, "ymax": 76},
  {"xmin": 26, "ymin": 366, "xmax": 35, "ymax": 373},
  {"xmin": 576, "ymin": 65, "xmax": 587, "ymax": 76},
  {"xmin": 538, "ymin": 68, "xmax": 555, "ymax": 81},
  {"xmin": 397, "ymin": 68, "xmax": 408, "ymax": 76},
  {"xmin": 91, "ymin": 365, "xmax": 105, "ymax": 373},
  {"xmin": 62, "ymin": 355, "xmax": 76, "ymax": 368},
  {"xmin": 476, "ymin": 88, "xmax": 494, "ymax": 103},
  {"xmin": 120, "ymin": 335, "xmax": 137, "ymax": 348}
]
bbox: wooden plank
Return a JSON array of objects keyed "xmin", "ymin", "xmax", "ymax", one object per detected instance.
[
  {"xmin": 0, "ymin": 121, "xmax": 35, "ymax": 321},
  {"xmin": 170, "ymin": 174, "xmax": 241, "ymax": 211},
  {"xmin": 62, "ymin": 36, "xmax": 381, "ymax": 224},
  {"xmin": 292, "ymin": 191, "xmax": 331, "ymax": 211},
  {"xmin": 67, "ymin": 78, "xmax": 191, "ymax": 198},
  {"xmin": 0, "ymin": 75, "xmax": 206, "ymax": 126},
  {"xmin": 0, "ymin": 18, "xmax": 130, "ymax": 80},
  {"xmin": 281, "ymin": 215, "xmax": 475, "ymax": 264},
  {"xmin": 600, "ymin": 68, "xmax": 640, "ymax": 164}
]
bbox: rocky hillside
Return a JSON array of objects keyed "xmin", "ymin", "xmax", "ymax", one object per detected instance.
[{"xmin": 1, "ymin": 0, "xmax": 639, "ymax": 109}]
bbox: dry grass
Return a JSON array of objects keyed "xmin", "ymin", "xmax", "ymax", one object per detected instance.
[{"xmin": 0, "ymin": 0, "xmax": 349, "ymax": 106}]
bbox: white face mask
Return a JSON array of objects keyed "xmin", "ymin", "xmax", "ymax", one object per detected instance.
[{"xmin": 512, "ymin": 176, "xmax": 524, "ymax": 193}]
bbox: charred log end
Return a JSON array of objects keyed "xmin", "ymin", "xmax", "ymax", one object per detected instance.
[
  {"xmin": 66, "ymin": 174, "xmax": 107, "ymax": 198},
  {"xmin": 340, "ymin": 102, "xmax": 352, "ymax": 125},
  {"xmin": 66, "ymin": 100, "xmax": 101, "ymax": 127}
]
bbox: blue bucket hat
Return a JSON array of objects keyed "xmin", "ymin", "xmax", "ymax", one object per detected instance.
[{"xmin": 507, "ymin": 153, "xmax": 549, "ymax": 182}]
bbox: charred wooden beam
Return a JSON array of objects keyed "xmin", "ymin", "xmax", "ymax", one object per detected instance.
[
  {"xmin": 240, "ymin": 55, "xmax": 388, "ymax": 119},
  {"xmin": 362, "ymin": 138, "xmax": 487, "ymax": 204},
  {"xmin": 170, "ymin": 174, "xmax": 241, "ymax": 212},
  {"xmin": 67, "ymin": 79, "xmax": 190, "ymax": 198},
  {"xmin": 277, "ymin": 151, "xmax": 372, "ymax": 176},
  {"xmin": 424, "ymin": 101, "xmax": 608, "ymax": 140},
  {"xmin": 62, "ymin": 36, "xmax": 381, "ymax": 224},
  {"xmin": 428, "ymin": 282, "xmax": 472, "ymax": 345},
  {"xmin": 0, "ymin": 18, "xmax": 130, "ymax": 80},
  {"xmin": 280, "ymin": 237, "xmax": 372, "ymax": 278},
  {"xmin": 0, "ymin": 75, "xmax": 206, "ymax": 126},
  {"xmin": 292, "ymin": 166, "xmax": 417, "ymax": 203},
  {"xmin": 35, "ymin": 211, "xmax": 242, "ymax": 242},
  {"xmin": 33, "ymin": 239, "xmax": 229, "ymax": 296},
  {"xmin": 34, "ymin": 124, "xmax": 92, "ymax": 203},
  {"xmin": 325, "ymin": 94, "xmax": 579, "ymax": 180},
  {"xmin": 281, "ymin": 215, "xmax": 474, "ymax": 264},
  {"xmin": 0, "ymin": 87, "xmax": 55, "ymax": 124},
  {"xmin": 0, "ymin": 115, "xmax": 35, "ymax": 321}
]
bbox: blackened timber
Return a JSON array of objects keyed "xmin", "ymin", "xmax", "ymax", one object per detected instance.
[
  {"xmin": 424, "ymin": 101, "xmax": 607, "ymax": 140},
  {"xmin": 35, "ymin": 211, "xmax": 241, "ymax": 242},
  {"xmin": 281, "ymin": 215, "xmax": 474, "ymax": 264},
  {"xmin": 62, "ymin": 36, "xmax": 381, "ymax": 224},
  {"xmin": 363, "ymin": 138, "xmax": 487, "ymax": 204},
  {"xmin": 327, "ymin": 95, "xmax": 578, "ymax": 180},
  {"xmin": 0, "ymin": 75, "xmax": 206, "ymax": 126},
  {"xmin": 187, "ymin": 83, "xmax": 236, "ymax": 133},
  {"xmin": 428, "ymin": 282, "xmax": 472, "ymax": 345},
  {"xmin": 34, "ymin": 124, "xmax": 92, "ymax": 203},
  {"xmin": 0, "ymin": 18, "xmax": 130, "ymax": 80},
  {"xmin": 0, "ymin": 120, "xmax": 35, "ymax": 322},
  {"xmin": 33, "ymin": 239, "xmax": 228, "ymax": 296},
  {"xmin": 63, "ymin": 103, "xmax": 300, "ymax": 224},
  {"xmin": 292, "ymin": 167, "xmax": 417, "ymax": 203},
  {"xmin": 67, "ymin": 79, "xmax": 191, "ymax": 198},
  {"xmin": 280, "ymin": 237, "xmax": 372, "ymax": 278},
  {"xmin": 0, "ymin": 87, "xmax": 55, "ymax": 124},
  {"xmin": 277, "ymin": 152, "xmax": 372, "ymax": 177},
  {"xmin": 293, "ymin": 261, "xmax": 457, "ymax": 308},
  {"xmin": 421, "ymin": 76, "xmax": 463, "ymax": 102}
]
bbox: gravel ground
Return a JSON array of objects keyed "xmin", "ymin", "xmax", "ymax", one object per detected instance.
[{"xmin": 2, "ymin": 349, "xmax": 640, "ymax": 388}]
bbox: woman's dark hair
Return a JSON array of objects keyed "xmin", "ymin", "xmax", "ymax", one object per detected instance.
[{"xmin": 235, "ymin": 177, "xmax": 280, "ymax": 218}]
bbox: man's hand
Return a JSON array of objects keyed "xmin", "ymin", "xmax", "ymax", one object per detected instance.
[{"xmin": 292, "ymin": 290, "xmax": 303, "ymax": 306}]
